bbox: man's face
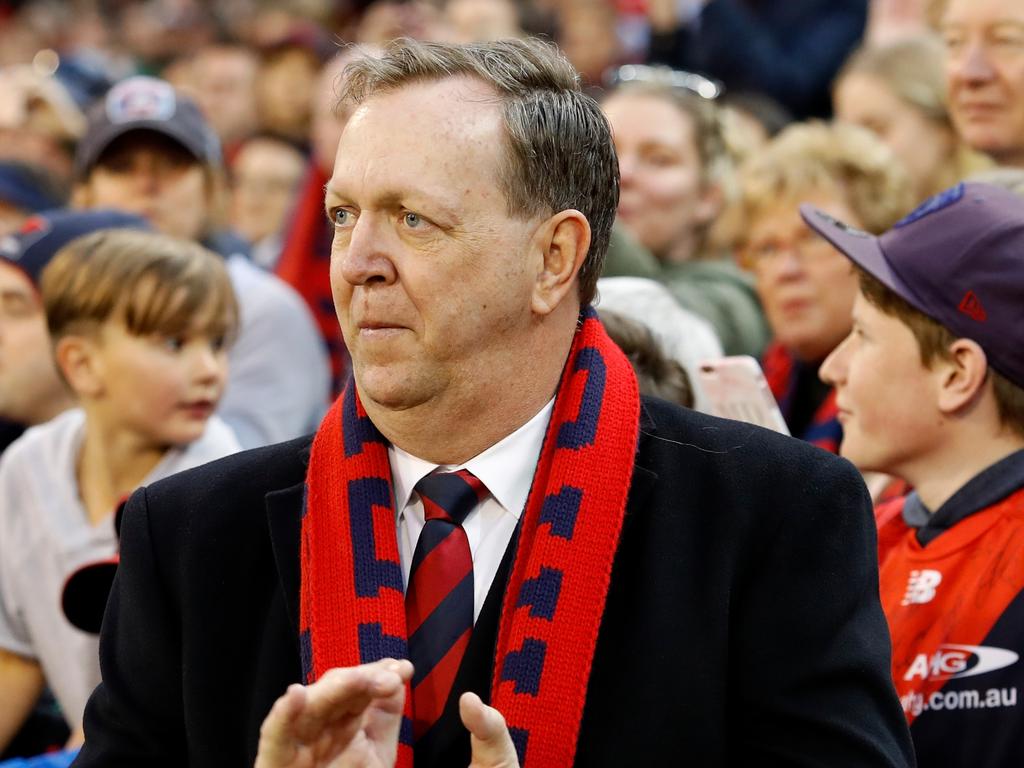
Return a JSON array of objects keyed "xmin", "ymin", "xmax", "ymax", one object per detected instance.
[
  {"xmin": 325, "ymin": 77, "xmax": 543, "ymax": 416},
  {"xmin": 943, "ymin": 0, "xmax": 1024, "ymax": 165},
  {"xmin": 0, "ymin": 261, "xmax": 67, "ymax": 425},
  {"xmin": 820, "ymin": 292, "xmax": 942, "ymax": 477},
  {"xmin": 79, "ymin": 132, "xmax": 209, "ymax": 241},
  {"xmin": 743, "ymin": 191, "xmax": 860, "ymax": 363}
]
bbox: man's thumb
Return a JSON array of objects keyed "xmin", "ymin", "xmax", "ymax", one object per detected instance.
[{"xmin": 460, "ymin": 692, "xmax": 520, "ymax": 768}]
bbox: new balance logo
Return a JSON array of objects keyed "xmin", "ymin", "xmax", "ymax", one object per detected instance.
[
  {"xmin": 958, "ymin": 291, "xmax": 987, "ymax": 322},
  {"xmin": 903, "ymin": 569, "xmax": 942, "ymax": 605}
]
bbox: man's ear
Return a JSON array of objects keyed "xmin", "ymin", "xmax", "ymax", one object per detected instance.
[
  {"xmin": 936, "ymin": 338, "xmax": 990, "ymax": 416},
  {"xmin": 531, "ymin": 209, "xmax": 591, "ymax": 316},
  {"xmin": 55, "ymin": 334, "xmax": 105, "ymax": 399}
]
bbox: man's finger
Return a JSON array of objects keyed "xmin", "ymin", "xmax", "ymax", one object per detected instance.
[
  {"xmin": 255, "ymin": 684, "xmax": 306, "ymax": 768},
  {"xmin": 460, "ymin": 692, "xmax": 520, "ymax": 768}
]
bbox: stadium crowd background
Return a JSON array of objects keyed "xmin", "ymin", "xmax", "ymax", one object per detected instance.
[{"xmin": 1, "ymin": 0, "xmax": 1023, "ymax": 764}]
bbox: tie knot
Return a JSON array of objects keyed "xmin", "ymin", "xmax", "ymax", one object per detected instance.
[{"xmin": 414, "ymin": 469, "xmax": 486, "ymax": 525}]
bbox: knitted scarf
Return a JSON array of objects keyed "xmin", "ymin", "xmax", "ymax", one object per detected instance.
[
  {"xmin": 275, "ymin": 163, "xmax": 348, "ymax": 394},
  {"xmin": 762, "ymin": 341, "xmax": 841, "ymax": 454},
  {"xmin": 300, "ymin": 307, "xmax": 639, "ymax": 767}
]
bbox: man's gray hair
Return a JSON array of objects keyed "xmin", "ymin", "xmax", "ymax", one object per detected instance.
[{"xmin": 338, "ymin": 38, "xmax": 619, "ymax": 305}]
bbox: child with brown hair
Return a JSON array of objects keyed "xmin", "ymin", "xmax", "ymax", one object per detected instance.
[
  {"xmin": 0, "ymin": 228, "xmax": 241, "ymax": 751},
  {"xmin": 809, "ymin": 182, "xmax": 1024, "ymax": 766}
]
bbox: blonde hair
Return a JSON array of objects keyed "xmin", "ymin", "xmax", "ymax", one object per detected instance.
[
  {"xmin": 837, "ymin": 36, "xmax": 991, "ymax": 196},
  {"xmin": 42, "ymin": 229, "xmax": 238, "ymax": 343},
  {"xmin": 734, "ymin": 120, "xmax": 915, "ymax": 245}
]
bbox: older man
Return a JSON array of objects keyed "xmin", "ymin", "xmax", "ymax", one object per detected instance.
[
  {"xmin": 943, "ymin": 0, "xmax": 1024, "ymax": 167},
  {"xmin": 73, "ymin": 40, "xmax": 912, "ymax": 768}
]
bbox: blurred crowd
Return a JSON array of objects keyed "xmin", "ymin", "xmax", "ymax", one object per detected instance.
[{"xmin": 2, "ymin": 0, "xmax": 1024, "ymax": 763}]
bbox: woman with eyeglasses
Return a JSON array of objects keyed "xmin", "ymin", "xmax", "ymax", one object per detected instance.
[
  {"xmin": 734, "ymin": 121, "xmax": 914, "ymax": 453},
  {"xmin": 601, "ymin": 77, "xmax": 770, "ymax": 357}
]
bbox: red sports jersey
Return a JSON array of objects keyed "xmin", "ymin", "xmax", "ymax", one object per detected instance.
[{"xmin": 878, "ymin": 485, "xmax": 1024, "ymax": 766}]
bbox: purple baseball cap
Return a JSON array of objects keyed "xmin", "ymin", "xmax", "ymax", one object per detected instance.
[
  {"xmin": 75, "ymin": 75, "xmax": 221, "ymax": 179},
  {"xmin": 800, "ymin": 182, "xmax": 1024, "ymax": 389}
]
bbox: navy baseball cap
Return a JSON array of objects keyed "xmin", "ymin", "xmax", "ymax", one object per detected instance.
[
  {"xmin": 75, "ymin": 75, "xmax": 221, "ymax": 179},
  {"xmin": 0, "ymin": 162, "xmax": 63, "ymax": 214},
  {"xmin": 800, "ymin": 182, "xmax": 1024, "ymax": 389},
  {"xmin": 0, "ymin": 209, "xmax": 149, "ymax": 286}
]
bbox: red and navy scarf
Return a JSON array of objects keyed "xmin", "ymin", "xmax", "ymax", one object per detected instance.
[
  {"xmin": 762, "ymin": 341, "xmax": 841, "ymax": 454},
  {"xmin": 276, "ymin": 163, "xmax": 349, "ymax": 395},
  {"xmin": 300, "ymin": 307, "xmax": 640, "ymax": 766}
]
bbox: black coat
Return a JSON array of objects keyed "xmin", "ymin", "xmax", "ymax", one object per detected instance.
[{"xmin": 74, "ymin": 398, "xmax": 914, "ymax": 767}]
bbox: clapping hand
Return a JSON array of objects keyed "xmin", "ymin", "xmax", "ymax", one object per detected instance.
[{"xmin": 255, "ymin": 659, "xmax": 520, "ymax": 768}]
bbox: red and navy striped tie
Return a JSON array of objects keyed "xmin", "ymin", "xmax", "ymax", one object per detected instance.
[{"xmin": 406, "ymin": 469, "xmax": 486, "ymax": 741}]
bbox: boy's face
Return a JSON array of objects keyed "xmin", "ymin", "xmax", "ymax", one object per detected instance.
[
  {"xmin": 820, "ymin": 292, "xmax": 943, "ymax": 476},
  {"xmin": 86, "ymin": 319, "xmax": 229, "ymax": 448},
  {"xmin": 0, "ymin": 262, "xmax": 67, "ymax": 425},
  {"xmin": 78, "ymin": 132, "xmax": 209, "ymax": 242}
]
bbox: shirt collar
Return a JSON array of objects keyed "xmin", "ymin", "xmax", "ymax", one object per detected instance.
[
  {"xmin": 389, "ymin": 398, "xmax": 555, "ymax": 520},
  {"xmin": 905, "ymin": 448, "xmax": 1024, "ymax": 546}
]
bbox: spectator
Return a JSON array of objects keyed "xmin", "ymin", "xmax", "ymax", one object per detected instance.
[
  {"xmin": 72, "ymin": 75, "xmax": 329, "ymax": 447},
  {"xmin": 598, "ymin": 309, "xmax": 695, "ymax": 408},
  {"xmin": 185, "ymin": 43, "xmax": 260, "ymax": 162},
  {"xmin": 0, "ymin": 210, "xmax": 146, "ymax": 455},
  {"xmin": 0, "ymin": 65, "xmax": 84, "ymax": 184},
  {"xmin": 444, "ymin": 0, "xmax": 523, "ymax": 42},
  {"xmin": 645, "ymin": 0, "xmax": 869, "ymax": 119},
  {"xmin": 941, "ymin": 0, "xmax": 1024, "ymax": 168},
  {"xmin": 0, "ymin": 162, "xmax": 63, "ymax": 236},
  {"xmin": 835, "ymin": 35, "xmax": 991, "ymax": 202},
  {"xmin": 0, "ymin": 227, "xmax": 240, "ymax": 754},
  {"xmin": 255, "ymin": 27, "xmax": 330, "ymax": 149},
  {"xmin": 596, "ymin": 275, "xmax": 723, "ymax": 411},
  {"xmin": 229, "ymin": 133, "xmax": 306, "ymax": 270},
  {"xmin": 811, "ymin": 182, "xmax": 1024, "ymax": 766},
  {"xmin": 735, "ymin": 121, "xmax": 913, "ymax": 452},
  {"xmin": 602, "ymin": 71, "xmax": 770, "ymax": 356}
]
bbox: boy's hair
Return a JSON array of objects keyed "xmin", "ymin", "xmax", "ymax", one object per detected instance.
[
  {"xmin": 858, "ymin": 269, "xmax": 1024, "ymax": 438},
  {"xmin": 41, "ymin": 228, "xmax": 238, "ymax": 343}
]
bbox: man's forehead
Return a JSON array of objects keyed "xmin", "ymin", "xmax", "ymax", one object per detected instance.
[
  {"xmin": 344, "ymin": 76, "xmax": 504, "ymax": 138},
  {"xmin": 0, "ymin": 260, "xmax": 35, "ymax": 294},
  {"xmin": 943, "ymin": 0, "xmax": 1024, "ymax": 25}
]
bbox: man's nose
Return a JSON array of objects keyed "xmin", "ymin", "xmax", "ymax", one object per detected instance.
[
  {"xmin": 956, "ymin": 40, "xmax": 997, "ymax": 84},
  {"xmin": 337, "ymin": 213, "xmax": 398, "ymax": 286}
]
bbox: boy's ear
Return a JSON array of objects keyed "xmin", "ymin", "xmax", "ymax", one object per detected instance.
[
  {"xmin": 55, "ymin": 335, "xmax": 105, "ymax": 399},
  {"xmin": 936, "ymin": 338, "xmax": 990, "ymax": 416}
]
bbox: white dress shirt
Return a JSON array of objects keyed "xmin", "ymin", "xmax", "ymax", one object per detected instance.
[{"xmin": 389, "ymin": 399, "xmax": 554, "ymax": 622}]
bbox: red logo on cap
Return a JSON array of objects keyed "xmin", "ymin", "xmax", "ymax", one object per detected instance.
[
  {"xmin": 18, "ymin": 217, "xmax": 46, "ymax": 235},
  {"xmin": 958, "ymin": 291, "xmax": 987, "ymax": 322}
]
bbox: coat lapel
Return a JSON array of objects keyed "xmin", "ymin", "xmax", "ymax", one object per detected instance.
[{"xmin": 265, "ymin": 443, "xmax": 310, "ymax": 635}]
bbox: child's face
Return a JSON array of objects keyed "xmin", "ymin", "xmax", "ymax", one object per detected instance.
[
  {"xmin": 89, "ymin": 319, "xmax": 229, "ymax": 448},
  {"xmin": 820, "ymin": 292, "xmax": 943, "ymax": 477}
]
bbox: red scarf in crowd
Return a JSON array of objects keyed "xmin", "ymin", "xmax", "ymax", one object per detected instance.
[
  {"xmin": 276, "ymin": 163, "xmax": 348, "ymax": 394},
  {"xmin": 299, "ymin": 308, "xmax": 640, "ymax": 766},
  {"xmin": 762, "ymin": 341, "xmax": 841, "ymax": 454}
]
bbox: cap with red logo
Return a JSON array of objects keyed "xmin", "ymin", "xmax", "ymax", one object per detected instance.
[
  {"xmin": 74, "ymin": 75, "xmax": 221, "ymax": 179},
  {"xmin": 800, "ymin": 182, "xmax": 1024, "ymax": 390},
  {"xmin": 0, "ymin": 209, "xmax": 149, "ymax": 286}
]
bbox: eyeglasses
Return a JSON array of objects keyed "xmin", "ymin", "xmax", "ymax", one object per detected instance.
[
  {"xmin": 604, "ymin": 64, "xmax": 723, "ymax": 101},
  {"xmin": 740, "ymin": 228, "xmax": 837, "ymax": 270}
]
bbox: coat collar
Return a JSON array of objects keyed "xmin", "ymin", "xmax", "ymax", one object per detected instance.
[{"xmin": 262, "ymin": 401, "xmax": 661, "ymax": 638}]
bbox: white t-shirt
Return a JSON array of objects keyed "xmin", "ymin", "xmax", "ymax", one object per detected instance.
[{"xmin": 0, "ymin": 409, "xmax": 241, "ymax": 729}]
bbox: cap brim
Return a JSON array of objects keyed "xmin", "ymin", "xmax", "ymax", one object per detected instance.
[
  {"xmin": 75, "ymin": 121, "xmax": 205, "ymax": 178},
  {"xmin": 800, "ymin": 203, "xmax": 917, "ymax": 300},
  {"xmin": 62, "ymin": 556, "xmax": 118, "ymax": 634}
]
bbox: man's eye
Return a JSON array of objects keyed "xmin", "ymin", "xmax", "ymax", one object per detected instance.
[
  {"xmin": 334, "ymin": 209, "xmax": 352, "ymax": 227},
  {"xmin": 403, "ymin": 212, "xmax": 424, "ymax": 228}
]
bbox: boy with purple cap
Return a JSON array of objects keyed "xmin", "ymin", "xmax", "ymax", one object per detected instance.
[
  {"xmin": 807, "ymin": 182, "xmax": 1024, "ymax": 766},
  {"xmin": 72, "ymin": 75, "xmax": 329, "ymax": 449}
]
